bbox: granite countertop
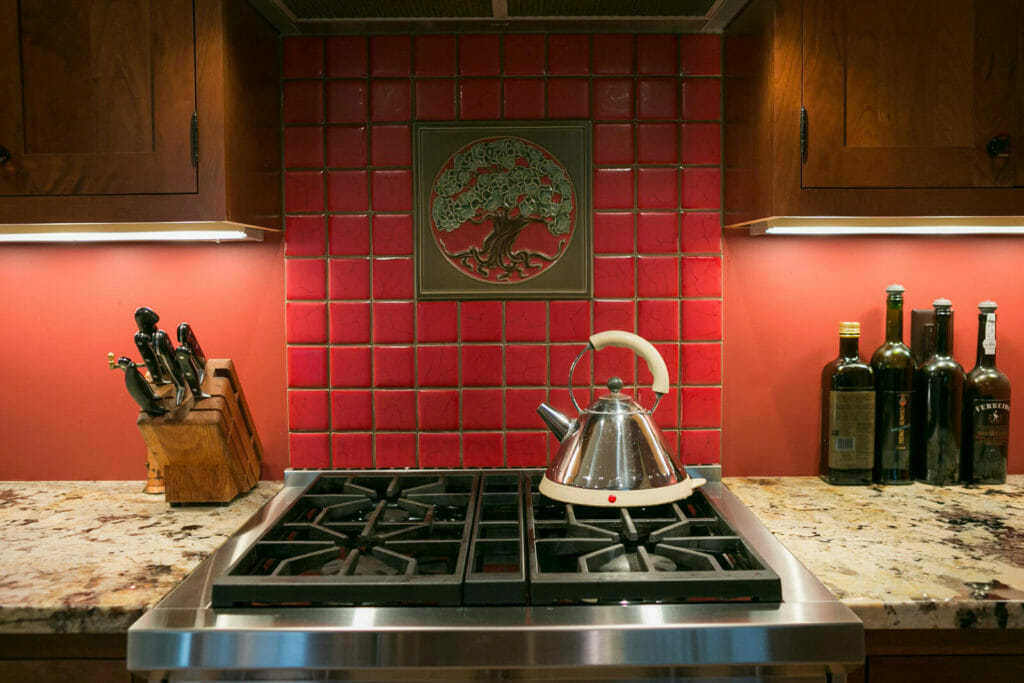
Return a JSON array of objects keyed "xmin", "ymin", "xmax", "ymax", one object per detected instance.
[
  {"xmin": 725, "ymin": 475, "xmax": 1024, "ymax": 630},
  {"xmin": 0, "ymin": 480, "xmax": 281, "ymax": 634}
]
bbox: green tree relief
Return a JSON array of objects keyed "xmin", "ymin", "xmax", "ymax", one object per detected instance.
[{"xmin": 431, "ymin": 137, "xmax": 574, "ymax": 282}]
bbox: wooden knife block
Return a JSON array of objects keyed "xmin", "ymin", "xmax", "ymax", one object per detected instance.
[{"xmin": 137, "ymin": 359, "xmax": 262, "ymax": 504}]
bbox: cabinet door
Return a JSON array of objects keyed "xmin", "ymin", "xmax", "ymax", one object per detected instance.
[
  {"xmin": 0, "ymin": 0, "xmax": 197, "ymax": 196},
  {"xmin": 802, "ymin": 0, "xmax": 1019, "ymax": 189}
]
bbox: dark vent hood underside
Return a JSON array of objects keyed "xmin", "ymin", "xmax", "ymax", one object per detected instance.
[{"xmin": 248, "ymin": 0, "xmax": 748, "ymax": 34}]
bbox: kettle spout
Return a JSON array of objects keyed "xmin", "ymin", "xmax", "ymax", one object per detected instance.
[{"xmin": 537, "ymin": 403, "xmax": 574, "ymax": 441}]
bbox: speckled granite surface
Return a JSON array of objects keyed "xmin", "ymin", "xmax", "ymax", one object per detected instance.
[
  {"xmin": 725, "ymin": 475, "xmax": 1024, "ymax": 630},
  {"xmin": 0, "ymin": 480, "xmax": 281, "ymax": 634}
]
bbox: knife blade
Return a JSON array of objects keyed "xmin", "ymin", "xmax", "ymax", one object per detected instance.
[
  {"xmin": 115, "ymin": 356, "xmax": 168, "ymax": 416},
  {"xmin": 177, "ymin": 322, "xmax": 207, "ymax": 382},
  {"xmin": 175, "ymin": 345, "xmax": 211, "ymax": 402},
  {"xmin": 153, "ymin": 329, "xmax": 188, "ymax": 405}
]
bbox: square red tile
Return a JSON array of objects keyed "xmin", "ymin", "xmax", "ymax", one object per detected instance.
[
  {"xmin": 592, "ymin": 79, "xmax": 634, "ymax": 120},
  {"xmin": 680, "ymin": 386, "xmax": 721, "ymax": 428},
  {"xmin": 285, "ymin": 215, "xmax": 326, "ymax": 257},
  {"xmin": 284, "ymin": 171, "xmax": 324, "ymax": 212},
  {"xmin": 638, "ymin": 342, "xmax": 681, "ymax": 389},
  {"xmin": 370, "ymin": 125, "xmax": 411, "ymax": 166},
  {"xmin": 369, "ymin": 36, "xmax": 411, "ymax": 77},
  {"xmin": 288, "ymin": 347, "xmax": 328, "ymax": 387},
  {"xmin": 638, "ymin": 299, "xmax": 680, "ymax": 342},
  {"xmin": 371, "ymin": 170, "xmax": 412, "ymax": 211},
  {"xmin": 641, "ymin": 388, "xmax": 678, "ymax": 428},
  {"xmin": 332, "ymin": 433, "xmax": 373, "ymax": 468},
  {"xmin": 287, "ymin": 302, "xmax": 327, "ymax": 343},
  {"xmin": 461, "ymin": 301, "xmax": 503, "ymax": 342},
  {"xmin": 637, "ymin": 212, "xmax": 679, "ymax": 253},
  {"xmin": 327, "ymin": 170, "xmax": 369, "ymax": 211},
  {"xmin": 681, "ymin": 343, "xmax": 721, "ymax": 384},
  {"xmin": 507, "ymin": 432, "xmax": 549, "ymax": 467},
  {"xmin": 593, "ymin": 257, "xmax": 635, "ymax": 298},
  {"xmin": 503, "ymin": 79, "xmax": 546, "ymax": 119},
  {"xmin": 637, "ymin": 255, "xmax": 679, "ymax": 298},
  {"xmin": 326, "ymin": 37, "xmax": 367, "ymax": 77},
  {"xmin": 546, "ymin": 389, "xmax": 591, "ymax": 418},
  {"xmin": 288, "ymin": 389, "xmax": 329, "ymax": 431},
  {"xmin": 682, "ymin": 78, "xmax": 721, "ymax": 120},
  {"xmin": 459, "ymin": 35, "xmax": 500, "ymax": 76},
  {"xmin": 548, "ymin": 35, "xmax": 589, "ymax": 74},
  {"xmin": 505, "ymin": 389, "xmax": 548, "ymax": 428},
  {"xmin": 329, "ymin": 302, "xmax": 371, "ymax": 344},
  {"xmin": 682, "ymin": 256, "xmax": 723, "ymax": 297},
  {"xmin": 637, "ymin": 167, "xmax": 679, "ymax": 209},
  {"xmin": 680, "ymin": 35, "xmax": 721, "ymax": 76},
  {"xmin": 593, "ymin": 34, "xmax": 634, "ymax": 75},
  {"xmin": 283, "ymin": 81, "xmax": 323, "ymax": 124},
  {"xmin": 415, "ymin": 80, "xmax": 457, "ymax": 120},
  {"xmin": 373, "ymin": 346, "xmax": 414, "ymax": 387},
  {"xmin": 593, "ymin": 168, "xmax": 634, "ymax": 209},
  {"xmin": 594, "ymin": 346, "xmax": 636, "ymax": 386},
  {"xmin": 593, "ymin": 212, "xmax": 635, "ymax": 254},
  {"xmin": 504, "ymin": 301, "xmax": 547, "ymax": 342},
  {"xmin": 372, "ymin": 301, "xmax": 414, "ymax": 343},
  {"xmin": 329, "ymin": 259, "xmax": 370, "ymax": 300},
  {"xmin": 417, "ymin": 390, "xmax": 459, "ymax": 431},
  {"xmin": 636, "ymin": 35, "xmax": 678, "ymax": 75},
  {"xmin": 417, "ymin": 346, "xmax": 459, "ymax": 386},
  {"xmin": 419, "ymin": 433, "xmax": 461, "ymax": 467},
  {"xmin": 550, "ymin": 344, "xmax": 591, "ymax": 386},
  {"xmin": 505, "ymin": 346, "xmax": 547, "ymax": 386},
  {"xmin": 331, "ymin": 390, "xmax": 373, "ymax": 430},
  {"xmin": 326, "ymin": 81, "xmax": 367, "ymax": 123},
  {"xmin": 284, "ymin": 126, "xmax": 324, "ymax": 168},
  {"xmin": 328, "ymin": 214, "xmax": 370, "ymax": 256},
  {"xmin": 459, "ymin": 79, "xmax": 502, "ymax": 120},
  {"xmin": 549, "ymin": 300, "xmax": 591, "ymax": 342},
  {"xmin": 462, "ymin": 389, "xmax": 503, "ymax": 429},
  {"xmin": 637, "ymin": 79, "xmax": 679, "ymax": 120},
  {"xmin": 681, "ymin": 300, "xmax": 722, "ymax": 341},
  {"xmin": 679, "ymin": 429, "xmax": 720, "ymax": 464},
  {"xmin": 370, "ymin": 80, "xmax": 411, "ymax": 122},
  {"xmin": 681, "ymin": 212, "xmax": 722, "ymax": 253},
  {"xmin": 462, "ymin": 345, "xmax": 503, "ymax": 386},
  {"xmin": 284, "ymin": 37, "xmax": 324, "ymax": 78},
  {"xmin": 680, "ymin": 123, "xmax": 721, "ymax": 164},
  {"xmin": 593, "ymin": 300, "xmax": 635, "ymax": 334},
  {"xmin": 372, "ymin": 214, "xmax": 413, "ymax": 255},
  {"xmin": 593, "ymin": 124, "xmax": 634, "ymax": 165},
  {"xmin": 376, "ymin": 433, "xmax": 416, "ymax": 468},
  {"xmin": 415, "ymin": 35, "xmax": 456, "ymax": 75},
  {"xmin": 290, "ymin": 433, "xmax": 330, "ymax": 468},
  {"xmin": 286, "ymin": 259, "xmax": 326, "ymax": 300},
  {"xmin": 330, "ymin": 347, "xmax": 371, "ymax": 387},
  {"xmin": 503, "ymin": 35, "xmax": 546, "ymax": 75},
  {"xmin": 372, "ymin": 258, "xmax": 413, "ymax": 299},
  {"xmin": 682, "ymin": 168, "xmax": 721, "ymax": 209},
  {"xmin": 417, "ymin": 301, "xmax": 458, "ymax": 342},
  {"xmin": 326, "ymin": 126, "xmax": 367, "ymax": 167},
  {"xmin": 463, "ymin": 432, "xmax": 504, "ymax": 467},
  {"xmin": 637, "ymin": 123, "xmax": 679, "ymax": 164},
  {"xmin": 373, "ymin": 390, "xmax": 416, "ymax": 430}
]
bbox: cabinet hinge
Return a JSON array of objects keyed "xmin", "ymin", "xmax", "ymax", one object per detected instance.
[
  {"xmin": 190, "ymin": 111, "xmax": 199, "ymax": 167},
  {"xmin": 799, "ymin": 106, "xmax": 807, "ymax": 162}
]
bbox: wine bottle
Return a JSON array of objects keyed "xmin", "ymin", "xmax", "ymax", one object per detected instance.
[
  {"xmin": 913, "ymin": 299, "xmax": 964, "ymax": 485},
  {"xmin": 820, "ymin": 322, "xmax": 875, "ymax": 485},
  {"xmin": 871, "ymin": 284, "xmax": 915, "ymax": 484},
  {"xmin": 961, "ymin": 301, "xmax": 1010, "ymax": 484}
]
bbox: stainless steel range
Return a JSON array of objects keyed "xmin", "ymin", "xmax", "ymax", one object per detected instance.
[{"xmin": 128, "ymin": 466, "xmax": 863, "ymax": 681}]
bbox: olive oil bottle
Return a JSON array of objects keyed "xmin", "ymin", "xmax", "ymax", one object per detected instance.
[
  {"xmin": 870, "ymin": 285, "xmax": 915, "ymax": 484},
  {"xmin": 961, "ymin": 301, "xmax": 1010, "ymax": 484},
  {"xmin": 914, "ymin": 299, "xmax": 964, "ymax": 485},
  {"xmin": 820, "ymin": 322, "xmax": 875, "ymax": 485}
]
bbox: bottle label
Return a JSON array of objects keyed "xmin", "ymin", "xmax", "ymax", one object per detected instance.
[
  {"xmin": 878, "ymin": 390, "xmax": 912, "ymax": 472},
  {"xmin": 828, "ymin": 391, "xmax": 875, "ymax": 470},
  {"xmin": 983, "ymin": 314, "xmax": 997, "ymax": 355},
  {"xmin": 971, "ymin": 399, "xmax": 1009, "ymax": 481}
]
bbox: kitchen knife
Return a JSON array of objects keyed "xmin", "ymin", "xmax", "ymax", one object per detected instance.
[
  {"xmin": 134, "ymin": 306, "xmax": 160, "ymax": 335},
  {"xmin": 175, "ymin": 344, "xmax": 211, "ymax": 402},
  {"xmin": 113, "ymin": 355, "xmax": 168, "ymax": 416},
  {"xmin": 134, "ymin": 331, "xmax": 169, "ymax": 385},
  {"xmin": 177, "ymin": 322, "xmax": 207, "ymax": 382},
  {"xmin": 153, "ymin": 329, "xmax": 188, "ymax": 405}
]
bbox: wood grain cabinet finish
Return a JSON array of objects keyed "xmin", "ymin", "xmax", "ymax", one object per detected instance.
[
  {"xmin": 0, "ymin": 0, "xmax": 281, "ymax": 229},
  {"xmin": 724, "ymin": 0, "xmax": 1024, "ymax": 226}
]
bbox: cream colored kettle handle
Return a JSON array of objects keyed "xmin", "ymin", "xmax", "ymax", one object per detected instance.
[{"xmin": 589, "ymin": 330, "xmax": 670, "ymax": 395}]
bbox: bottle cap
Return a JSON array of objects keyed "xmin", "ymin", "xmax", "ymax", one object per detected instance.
[
  {"xmin": 886, "ymin": 284, "xmax": 905, "ymax": 295},
  {"xmin": 839, "ymin": 321, "xmax": 860, "ymax": 337},
  {"xmin": 932, "ymin": 298, "xmax": 952, "ymax": 311},
  {"xmin": 978, "ymin": 300, "xmax": 998, "ymax": 313}
]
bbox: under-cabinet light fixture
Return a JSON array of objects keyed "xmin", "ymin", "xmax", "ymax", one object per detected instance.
[
  {"xmin": 733, "ymin": 217, "xmax": 1024, "ymax": 236},
  {"xmin": 0, "ymin": 221, "xmax": 267, "ymax": 243}
]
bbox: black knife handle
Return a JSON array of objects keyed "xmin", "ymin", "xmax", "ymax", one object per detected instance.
[
  {"xmin": 153, "ymin": 330, "xmax": 188, "ymax": 405},
  {"xmin": 177, "ymin": 322, "xmax": 207, "ymax": 381},
  {"xmin": 176, "ymin": 345, "xmax": 211, "ymax": 402},
  {"xmin": 134, "ymin": 331, "xmax": 169, "ymax": 385},
  {"xmin": 117, "ymin": 356, "xmax": 168, "ymax": 416},
  {"xmin": 134, "ymin": 307, "xmax": 160, "ymax": 334}
]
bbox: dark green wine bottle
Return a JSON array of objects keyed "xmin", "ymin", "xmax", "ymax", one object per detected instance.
[
  {"xmin": 871, "ymin": 284, "xmax": 915, "ymax": 484},
  {"xmin": 820, "ymin": 322, "xmax": 875, "ymax": 485},
  {"xmin": 914, "ymin": 299, "xmax": 964, "ymax": 485},
  {"xmin": 961, "ymin": 301, "xmax": 1010, "ymax": 484}
]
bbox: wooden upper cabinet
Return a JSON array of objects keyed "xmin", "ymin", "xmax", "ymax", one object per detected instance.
[{"xmin": 802, "ymin": 0, "xmax": 1019, "ymax": 190}]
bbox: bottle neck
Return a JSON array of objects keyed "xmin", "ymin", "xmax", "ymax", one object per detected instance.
[
  {"xmin": 976, "ymin": 312, "xmax": 997, "ymax": 367},
  {"xmin": 839, "ymin": 335, "xmax": 860, "ymax": 359},
  {"xmin": 935, "ymin": 312, "xmax": 953, "ymax": 356},
  {"xmin": 885, "ymin": 297, "xmax": 904, "ymax": 343}
]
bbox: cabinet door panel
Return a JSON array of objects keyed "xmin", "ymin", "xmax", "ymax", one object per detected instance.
[
  {"xmin": 802, "ymin": 0, "xmax": 1018, "ymax": 189},
  {"xmin": 0, "ymin": 0, "xmax": 197, "ymax": 196}
]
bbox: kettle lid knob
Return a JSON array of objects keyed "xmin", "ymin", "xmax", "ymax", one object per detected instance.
[{"xmin": 607, "ymin": 376, "xmax": 624, "ymax": 393}]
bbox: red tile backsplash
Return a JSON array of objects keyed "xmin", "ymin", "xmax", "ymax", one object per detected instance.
[{"xmin": 284, "ymin": 33, "xmax": 723, "ymax": 469}]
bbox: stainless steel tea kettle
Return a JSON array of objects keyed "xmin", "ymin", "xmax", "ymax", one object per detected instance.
[{"xmin": 537, "ymin": 330, "xmax": 705, "ymax": 507}]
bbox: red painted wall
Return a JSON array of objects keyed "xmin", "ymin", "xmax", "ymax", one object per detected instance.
[
  {"xmin": 0, "ymin": 240, "xmax": 288, "ymax": 480},
  {"xmin": 723, "ymin": 231, "xmax": 1024, "ymax": 476}
]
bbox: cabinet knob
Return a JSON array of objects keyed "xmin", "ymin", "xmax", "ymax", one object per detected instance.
[
  {"xmin": 0, "ymin": 145, "xmax": 9, "ymax": 165},
  {"xmin": 986, "ymin": 135, "xmax": 1011, "ymax": 158}
]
